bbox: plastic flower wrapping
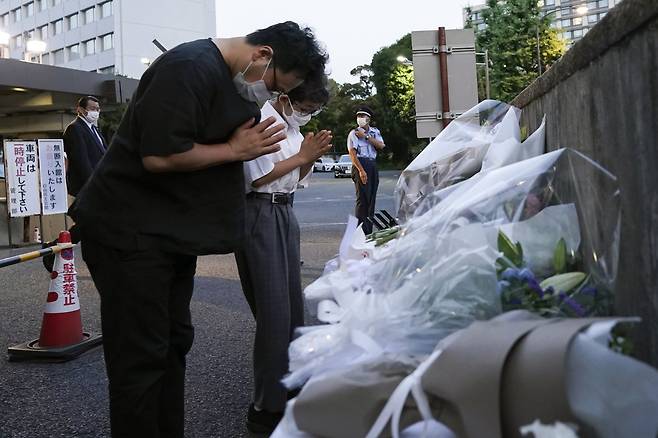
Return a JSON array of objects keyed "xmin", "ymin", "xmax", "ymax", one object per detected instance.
[
  {"xmin": 285, "ymin": 102, "xmax": 621, "ymax": 390},
  {"xmin": 394, "ymin": 100, "xmax": 546, "ymax": 223}
]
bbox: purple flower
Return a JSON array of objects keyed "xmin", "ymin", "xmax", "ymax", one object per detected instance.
[
  {"xmin": 544, "ymin": 286, "xmax": 555, "ymax": 295},
  {"xmin": 558, "ymin": 292, "xmax": 587, "ymax": 317},
  {"xmin": 527, "ymin": 277, "xmax": 544, "ymax": 298},
  {"xmin": 496, "ymin": 280, "xmax": 511, "ymax": 295},
  {"xmin": 518, "ymin": 268, "xmax": 536, "ymax": 282},
  {"xmin": 502, "ymin": 268, "xmax": 521, "ymax": 281},
  {"xmin": 580, "ymin": 286, "xmax": 598, "ymax": 296}
]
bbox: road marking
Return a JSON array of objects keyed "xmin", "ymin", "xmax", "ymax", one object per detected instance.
[
  {"xmin": 295, "ymin": 195, "xmax": 393, "ymax": 204},
  {"xmin": 300, "ymin": 222, "xmax": 348, "ymax": 227}
]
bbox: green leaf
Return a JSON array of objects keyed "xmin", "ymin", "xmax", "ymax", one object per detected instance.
[
  {"xmin": 498, "ymin": 230, "xmax": 523, "ymax": 267},
  {"xmin": 553, "ymin": 238, "xmax": 567, "ymax": 274}
]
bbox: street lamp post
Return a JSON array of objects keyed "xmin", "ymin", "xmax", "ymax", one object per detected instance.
[
  {"xmin": 536, "ymin": 3, "xmax": 588, "ymax": 75},
  {"xmin": 396, "ymin": 55, "xmax": 413, "ymax": 67}
]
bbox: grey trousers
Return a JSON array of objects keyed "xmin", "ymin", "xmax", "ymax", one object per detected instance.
[{"xmin": 234, "ymin": 196, "xmax": 304, "ymax": 413}]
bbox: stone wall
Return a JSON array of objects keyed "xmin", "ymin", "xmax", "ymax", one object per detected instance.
[{"xmin": 512, "ymin": 0, "xmax": 658, "ymax": 365}]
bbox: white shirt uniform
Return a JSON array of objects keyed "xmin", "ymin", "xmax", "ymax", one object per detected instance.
[{"xmin": 243, "ymin": 101, "xmax": 312, "ymax": 194}]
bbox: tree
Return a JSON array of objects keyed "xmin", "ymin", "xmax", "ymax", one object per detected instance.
[
  {"xmin": 369, "ymin": 33, "xmax": 421, "ymax": 164},
  {"xmin": 471, "ymin": 0, "xmax": 566, "ymax": 102},
  {"xmin": 98, "ymin": 102, "xmax": 128, "ymax": 144},
  {"xmin": 304, "ymin": 34, "xmax": 421, "ymax": 165}
]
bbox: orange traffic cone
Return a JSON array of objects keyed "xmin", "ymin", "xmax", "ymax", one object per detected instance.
[{"xmin": 8, "ymin": 231, "xmax": 102, "ymax": 362}]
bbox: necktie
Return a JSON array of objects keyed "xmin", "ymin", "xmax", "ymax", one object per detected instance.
[{"xmin": 91, "ymin": 125, "xmax": 105, "ymax": 151}]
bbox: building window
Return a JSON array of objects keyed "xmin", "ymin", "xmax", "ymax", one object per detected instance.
[
  {"xmin": 101, "ymin": 33, "xmax": 113, "ymax": 51},
  {"xmin": 83, "ymin": 7, "xmax": 95, "ymax": 25},
  {"xmin": 25, "ymin": 2, "xmax": 34, "ymax": 17},
  {"xmin": 1, "ymin": 13, "xmax": 8, "ymax": 28},
  {"xmin": 26, "ymin": 29, "xmax": 34, "ymax": 40},
  {"xmin": 68, "ymin": 43, "xmax": 79, "ymax": 61},
  {"xmin": 560, "ymin": 19, "xmax": 571, "ymax": 27},
  {"xmin": 53, "ymin": 48, "xmax": 64, "ymax": 64},
  {"xmin": 99, "ymin": 65, "xmax": 115, "ymax": 74},
  {"xmin": 562, "ymin": 31, "xmax": 571, "ymax": 39},
  {"xmin": 587, "ymin": 1, "xmax": 599, "ymax": 10},
  {"xmin": 84, "ymin": 38, "xmax": 96, "ymax": 56},
  {"xmin": 52, "ymin": 19, "xmax": 63, "ymax": 35},
  {"xmin": 42, "ymin": 52, "xmax": 50, "ymax": 65},
  {"xmin": 51, "ymin": 0, "xmax": 61, "ymax": 6},
  {"xmin": 599, "ymin": 0, "xmax": 609, "ymax": 6},
  {"xmin": 14, "ymin": 34, "xmax": 23, "ymax": 48},
  {"xmin": 68, "ymin": 13, "xmax": 78, "ymax": 30},
  {"xmin": 12, "ymin": 7, "xmax": 21, "ymax": 23},
  {"xmin": 100, "ymin": 1, "xmax": 113, "ymax": 19},
  {"xmin": 573, "ymin": 16, "xmax": 583, "ymax": 25},
  {"xmin": 544, "ymin": 0, "xmax": 555, "ymax": 5},
  {"xmin": 477, "ymin": 23, "xmax": 487, "ymax": 31},
  {"xmin": 39, "ymin": 24, "xmax": 49, "ymax": 40},
  {"xmin": 588, "ymin": 14, "xmax": 598, "ymax": 23},
  {"xmin": 38, "ymin": 0, "xmax": 47, "ymax": 12}
]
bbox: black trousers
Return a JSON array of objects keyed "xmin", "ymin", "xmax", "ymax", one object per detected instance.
[
  {"xmin": 82, "ymin": 238, "xmax": 197, "ymax": 438},
  {"xmin": 352, "ymin": 157, "xmax": 379, "ymax": 235}
]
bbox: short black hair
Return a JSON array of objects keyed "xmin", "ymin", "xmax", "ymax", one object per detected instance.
[
  {"xmin": 246, "ymin": 21, "xmax": 328, "ymax": 79},
  {"xmin": 288, "ymin": 73, "xmax": 330, "ymax": 106},
  {"xmin": 77, "ymin": 96, "xmax": 99, "ymax": 109}
]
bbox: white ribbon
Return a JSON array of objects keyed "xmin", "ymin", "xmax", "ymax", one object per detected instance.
[{"xmin": 365, "ymin": 349, "xmax": 443, "ymax": 438}]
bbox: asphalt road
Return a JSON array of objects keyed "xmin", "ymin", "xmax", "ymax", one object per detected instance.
[{"xmin": 0, "ymin": 170, "xmax": 400, "ymax": 438}]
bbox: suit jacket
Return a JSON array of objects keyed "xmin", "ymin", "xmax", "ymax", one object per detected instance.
[{"xmin": 63, "ymin": 116, "xmax": 107, "ymax": 196}]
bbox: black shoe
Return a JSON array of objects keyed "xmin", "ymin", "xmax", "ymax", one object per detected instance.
[
  {"xmin": 41, "ymin": 240, "xmax": 58, "ymax": 273},
  {"xmin": 246, "ymin": 403, "xmax": 283, "ymax": 434}
]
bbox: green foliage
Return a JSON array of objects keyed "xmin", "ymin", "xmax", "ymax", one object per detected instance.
[
  {"xmin": 475, "ymin": 0, "xmax": 566, "ymax": 102},
  {"xmin": 98, "ymin": 102, "xmax": 128, "ymax": 144},
  {"xmin": 386, "ymin": 64, "xmax": 415, "ymax": 125},
  {"xmin": 369, "ymin": 33, "xmax": 421, "ymax": 164},
  {"xmin": 305, "ymin": 34, "xmax": 421, "ymax": 164}
]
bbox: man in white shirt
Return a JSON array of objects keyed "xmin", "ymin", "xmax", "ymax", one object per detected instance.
[{"xmin": 234, "ymin": 75, "xmax": 331, "ymax": 433}]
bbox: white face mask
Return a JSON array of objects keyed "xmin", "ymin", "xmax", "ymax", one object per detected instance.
[
  {"xmin": 283, "ymin": 100, "xmax": 312, "ymax": 128},
  {"xmin": 233, "ymin": 57, "xmax": 276, "ymax": 106},
  {"xmin": 292, "ymin": 111, "xmax": 312, "ymax": 127},
  {"xmin": 356, "ymin": 116, "xmax": 369, "ymax": 127},
  {"xmin": 85, "ymin": 110, "xmax": 100, "ymax": 125}
]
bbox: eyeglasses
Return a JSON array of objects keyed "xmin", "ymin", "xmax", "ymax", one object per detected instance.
[{"xmin": 291, "ymin": 103, "xmax": 323, "ymax": 117}]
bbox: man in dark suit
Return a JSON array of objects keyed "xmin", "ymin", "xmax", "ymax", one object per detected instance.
[
  {"xmin": 43, "ymin": 96, "xmax": 107, "ymax": 271},
  {"xmin": 64, "ymin": 96, "xmax": 107, "ymax": 196}
]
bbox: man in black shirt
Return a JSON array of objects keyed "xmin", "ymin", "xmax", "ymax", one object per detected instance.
[{"xmin": 70, "ymin": 22, "xmax": 328, "ymax": 438}]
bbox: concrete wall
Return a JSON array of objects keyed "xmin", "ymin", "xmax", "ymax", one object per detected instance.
[{"xmin": 512, "ymin": 0, "xmax": 658, "ymax": 366}]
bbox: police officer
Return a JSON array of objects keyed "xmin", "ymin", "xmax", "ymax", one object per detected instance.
[{"xmin": 347, "ymin": 106, "xmax": 385, "ymax": 234}]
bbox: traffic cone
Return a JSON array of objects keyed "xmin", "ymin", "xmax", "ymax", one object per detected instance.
[
  {"xmin": 8, "ymin": 231, "xmax": 102, "ymax": 362},
  {"xmin": 39, "ymin": 230, "xmax": 83, "ymax": 347}
]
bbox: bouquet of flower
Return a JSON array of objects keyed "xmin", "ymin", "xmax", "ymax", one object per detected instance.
[
  {"xmin": 394, "ymin": 100, "xmax": 546, "ymax": 223},
  {"xmin": 286, "ymin": 147, "xmax": 620, "ymax": 390}
]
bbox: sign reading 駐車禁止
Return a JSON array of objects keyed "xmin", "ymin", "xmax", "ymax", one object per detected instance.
[
  {"xmin": 38, "ymin": 139, "xmax": 68, "ymax": 215},
  {"xmin": 4, "ymin": 140, "xmax": 41, "ymax": 217}
]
